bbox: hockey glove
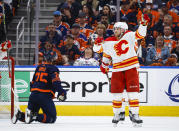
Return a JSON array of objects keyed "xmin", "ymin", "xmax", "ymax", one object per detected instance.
[
  {"xmin": 1, "ymin": 40, "xmax": 12, "ymax": 52},
  {"xmin": 100, "ymin": 62, "xmax": 109, "ymax": 74},
  {"xmin": 94, "ymin": 37, "xmax": 104, "ymax": 46},
  {"xmin": 57, "ymin": 89, "xmax": 67, "ymax": 102},
  {"xmin": 141, "ymin": 14, "xmax": 150, "ymax": 26}
]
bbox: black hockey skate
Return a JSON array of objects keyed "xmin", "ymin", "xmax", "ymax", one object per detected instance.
[
  {"xmin": 11, "ymin": 109, "xmax": 21, "ymax": 124},
  {"xmin": 119, "ymin": 112, "xmax": 125, "ymax": 121},
  {"xmin": 129, "ymin": 111, "xmax": 143, "ymax": 127},
  {"xmin": 112, "ymin": 112, "xmax": 126, "ymax": 127},
  {"xmin": 25, "ymin": 109, "xmax": 37, "ymax": 124},
  {"xmin": 112, "ymin": 114, "xmax": 120, "ymax": 127}
]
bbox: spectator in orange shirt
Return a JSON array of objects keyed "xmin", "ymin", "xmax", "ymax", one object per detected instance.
[
  {"xmin": 163, "ymin": 25, "xmax": 177, "ymax": 52},
  {"xmin": 70, "ymin": 23, "xmax": 88, "ymax": 51},
  {"xmin": 77, "ymin": 12, "xmax": 94, "ymax": 39},
  {"xmin": 159, "ymin": 2, "xmax": 179, "ymax": 24}
]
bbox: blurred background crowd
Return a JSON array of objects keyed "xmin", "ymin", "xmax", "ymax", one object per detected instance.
[{"xmin": 1, "ymin": 0, "xmax": 179, "ymax": 66}]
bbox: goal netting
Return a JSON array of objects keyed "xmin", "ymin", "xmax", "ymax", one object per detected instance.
[{"xmin": 0, "ymin": 52, "xmax": 16, "ymax": 119}]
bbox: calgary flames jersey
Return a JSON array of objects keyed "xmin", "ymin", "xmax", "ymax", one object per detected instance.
[{"xmin": 93, "ymin": 24, "xmax": 147, "ymax": 72}]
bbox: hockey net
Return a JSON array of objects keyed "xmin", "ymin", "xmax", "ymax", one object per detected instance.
[{"xmin": 0, "ymin": 49, "xmax": 16, "ymax": 119}]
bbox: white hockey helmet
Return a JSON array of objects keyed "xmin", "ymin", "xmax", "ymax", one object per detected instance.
[{"xmin": 113, "ymin": 22, "xmax": 128, "ymax": 31}]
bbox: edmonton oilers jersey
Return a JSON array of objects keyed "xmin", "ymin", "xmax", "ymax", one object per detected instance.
[{"xmin": 30, "ymin": 64, "xmax": 60, "ymax": 98}]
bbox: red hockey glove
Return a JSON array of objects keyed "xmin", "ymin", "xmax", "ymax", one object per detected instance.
[
  {"xmin": 100, "ymin": 62, "xmax": 109, "ymax": 74},
  {"xmin": 1, "ymin": 40, "xmax": 12, "ymax": 52},
  {"xmin": 141, "ymin": 14, "xmax": 150, "ymax": 26},
  {"xmin": 94, "ymin": 37, "xmax": 103, "ymax": 46}
]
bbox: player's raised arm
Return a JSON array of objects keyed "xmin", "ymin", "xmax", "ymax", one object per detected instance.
[{"xmin": 135, "ymin": 14, "xmax": 150, "ymax": 40}]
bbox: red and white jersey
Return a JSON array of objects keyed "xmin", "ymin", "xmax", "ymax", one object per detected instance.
[{"xmin": 93, "ymin": 24, "xmax": 147, "ymax": 72}]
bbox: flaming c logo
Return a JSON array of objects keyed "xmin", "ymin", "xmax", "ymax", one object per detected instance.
[
  {"xmin": 165, "ymin": 74, "xmax": 179, "ymax": 102},
  {"xmin": 114, "ymin": 40, "xmax": 129, "ymax": 56}
]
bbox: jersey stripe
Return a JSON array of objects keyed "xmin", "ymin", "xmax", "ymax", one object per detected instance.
[
  {"xmin": 135, "ymin": 30, "xmax": 144, "ymax": 39},
  {"xmin": 31, "ymin": 88, "xmax": 55, "ymax": 97},
  {"xmin": 113, "ymin": 56, "xmax": 138, "ymax": 69}
]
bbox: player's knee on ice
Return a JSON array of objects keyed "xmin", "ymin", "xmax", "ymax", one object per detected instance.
[
  {"xmin": 37, "ymin": 113, "xmax": 56, "ymax": 123},
  {"xmin": 45, "ymin": 115, "xmax": 57, "ymax": 123}
]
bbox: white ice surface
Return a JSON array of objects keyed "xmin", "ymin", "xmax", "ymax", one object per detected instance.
[{"xmin": 0, "ymin": 116, "xmax": 179, "ymax": 131}]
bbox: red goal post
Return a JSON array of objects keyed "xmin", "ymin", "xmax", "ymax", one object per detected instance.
[{"xmin": 0, "ymin": 42, "xmax": 15, "ymax": 119}]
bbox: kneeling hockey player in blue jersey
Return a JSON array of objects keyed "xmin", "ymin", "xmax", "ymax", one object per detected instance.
[{"xmin": 12, "ymin": 51, "xmax": 67, "ymax": 124}]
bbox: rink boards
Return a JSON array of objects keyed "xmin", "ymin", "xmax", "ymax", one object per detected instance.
[{"xmin": 14, "ymin": 66, "xmax": 179, "ymax": 116}]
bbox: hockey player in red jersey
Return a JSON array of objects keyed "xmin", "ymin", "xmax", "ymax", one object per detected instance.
[
  {"xmin": 12, "ymin": 50, "xmax": 67, "ymax": 124},
  {"xmin": 93, "ymin": 14, "xmax": 150, "ymax": 127}
]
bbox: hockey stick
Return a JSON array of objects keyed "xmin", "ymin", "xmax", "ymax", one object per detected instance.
[
  {"xmin": 137, "ymin": 0, "xmax": 143, "ymax": 13},
  {"xmin": 99, "ymin": 53, "xmax": 112, "ymax": 89},
  {"xmin": 136, "ymin": 0, "xmax": 143, "ymax": 56},
  {"xmin": 106, "ymin": 72, "xmax": 111, "ymax": 90}
]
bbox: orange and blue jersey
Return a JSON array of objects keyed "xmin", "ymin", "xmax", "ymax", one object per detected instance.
[
  {"xmin": 75, "ymin": 33, "xmax": 88, "ymax": 51},
  {"xmin": 56, "ymin": 22, "xmax": 70, "ymax": 39},
  {"xmin": 79, "ymin": 23, "xmax": 94, "ymax": 38},
  {"xmin": 30, "ymin": 64, "xmax": 63, "ymax": 98}
]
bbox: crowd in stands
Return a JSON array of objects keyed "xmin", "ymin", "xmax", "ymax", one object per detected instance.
[
  {"xmin": 38, "ymin": 0, "xmax": 179, "ymax": 66},
  {"xmin": 2, "ymin": 0, "xmax": 178, "ymax": 66},
  {"xmin": 0, "ymin": 0, "xmax": 20, "ymax": 43}
]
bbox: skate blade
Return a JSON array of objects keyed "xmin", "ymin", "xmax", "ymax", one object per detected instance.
[
  {"xmin": 119, "ymin": 120, "xmax": 124, "ymax": 124},
  {"xmin": 11, "ymin": 116, "xmax": 18, "ymax": 124},
  {"xmin": 113, "ymin": 123, "xmax": 117, "ymax": 127},
  {"xmin": 133, "ymin": 123, "xmax": 142, "ymax": 127},
  {"xmin": 11, "ymin": 109, "xmax": 19, "ymax": 124}
]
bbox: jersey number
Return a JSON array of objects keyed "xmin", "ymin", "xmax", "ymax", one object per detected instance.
[
  {"xmin": 114, "ymin": 40, "xmax": 129, "ymax": 56},
  {"xmin": 35, "ymin": 72, "xmax": 48, "ymax": 83}
]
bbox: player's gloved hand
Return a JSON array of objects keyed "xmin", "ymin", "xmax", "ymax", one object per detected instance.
[
  {"xmin": 1, "ymin": 41, "xmax": 7, "ymax": 52},
  {"xmin": 57, "ymin": 89, "xmax": 67, "ymax": 102},
  {"xmin": 141, "ymin": 14, "xmax": 150, "ymax": 26},
  {"xmin": 1, "ymin": 40, "xmax": 12, "ymax": 52},
  {"xmin": 94, "ymin": 37, "xmax": 103, "ymax": 46},
  {"xmin": 100, "ymin": 62, "xmax": 109, "ymax": 74}
]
